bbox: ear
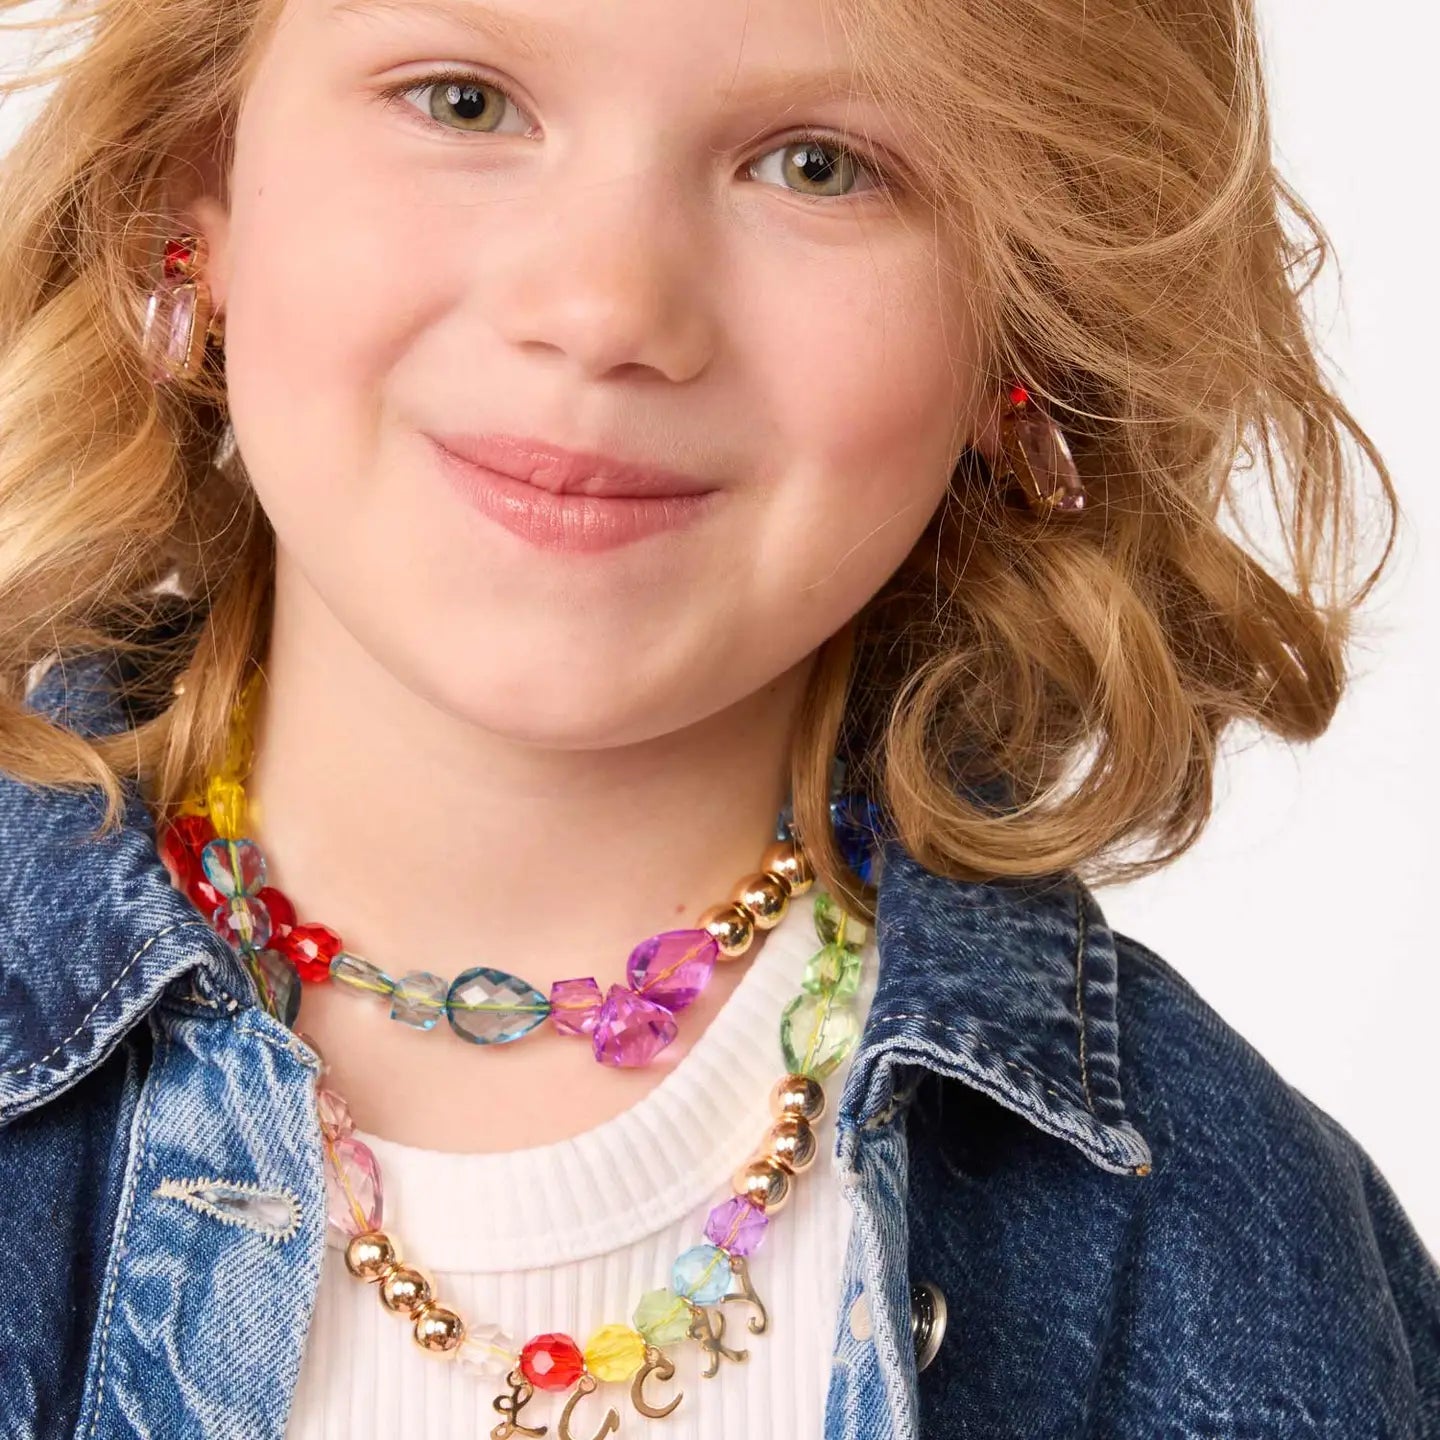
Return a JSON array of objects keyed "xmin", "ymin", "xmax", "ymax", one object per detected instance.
[
  {"xmin": 183, "ymin": 194, "xmax": 233, "ymax": 314},
  {"xmin": 967, "ymin": 384, "xmax": 1008, "ymax": 470}
]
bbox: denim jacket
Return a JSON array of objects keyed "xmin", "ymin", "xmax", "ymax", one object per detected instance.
[{"xmin": 2, "ymin": 652, "xmax": 1437, "ymax": 1440}]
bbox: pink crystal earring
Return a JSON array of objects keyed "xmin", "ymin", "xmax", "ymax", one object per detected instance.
[
  {"xmin": 995, "ymin": 379, "xmax": 1087, "ymax": 514},
  {"xmin": 140, "ymin": 233, "xmax": 223, "ymax": 385}
]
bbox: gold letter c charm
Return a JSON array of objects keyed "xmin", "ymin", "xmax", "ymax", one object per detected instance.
[{"xmin": 631, "ymin": 1345, "xmax": 683, "ymax": 1420}]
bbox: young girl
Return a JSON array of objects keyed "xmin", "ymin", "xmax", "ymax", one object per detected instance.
[{"xmin": 0, "ymin": 0, "xmax": 1434, "ymax": 1437}]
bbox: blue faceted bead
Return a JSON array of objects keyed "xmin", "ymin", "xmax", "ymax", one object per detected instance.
[
  {"xmin": 390, "ymin": 970, "xmax": 447, "ymax": 1030},
  {"xmin": 830, "ymin": 793, "xmax": 878, "ymax": 883},
  {"xmin": 445, "ymin": 967, "xmax": 550, "ymax": 1045},
  {"xmin": 672, "ymin": 1243, "xmax": 733, "ymax": 1306}
]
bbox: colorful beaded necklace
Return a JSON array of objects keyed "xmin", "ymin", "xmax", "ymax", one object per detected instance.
[
  {"xmin": 158, "ymin": 674, "xmax": 865, "ymax": 1070},
  {"xmin": 155, "ymin": 673, "xmax": 877, "ymax": 1437}
]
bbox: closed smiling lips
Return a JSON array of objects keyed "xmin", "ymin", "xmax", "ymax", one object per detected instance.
[{"xmin": 430, "ymin": 432, "xmax": 719, "ymax": 499}]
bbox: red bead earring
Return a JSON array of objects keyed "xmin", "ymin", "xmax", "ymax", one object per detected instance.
[
  {"xmin": 994, "ymin": 380, "xmax": 1087, "ymax": 514},
  {"xmin": 140, "ymin": 233, "xmax": 223, "ymax": 385}
]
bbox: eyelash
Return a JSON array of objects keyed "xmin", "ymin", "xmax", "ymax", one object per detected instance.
[{"xmin": 376, "ymin": 67, "xmax": 899, "ymax": 201}]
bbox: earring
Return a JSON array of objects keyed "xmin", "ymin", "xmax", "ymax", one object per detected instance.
[
  {"xmin": 140, "ymin": 233, "xmax": 218, "ymax": 385},
  {"xmin": 994, "ymin": 380, "xmax": 1087, "ymax": 514}
]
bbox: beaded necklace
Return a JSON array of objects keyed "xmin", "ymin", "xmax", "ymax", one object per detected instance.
[{"xmin": 156, "ymin": 673, "xmax": 876, "ymax": 1437}]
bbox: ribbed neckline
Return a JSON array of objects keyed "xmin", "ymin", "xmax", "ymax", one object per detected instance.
[{"xmin": 343, "ymin": 894, "xmax": 877, "ymax": 1273}]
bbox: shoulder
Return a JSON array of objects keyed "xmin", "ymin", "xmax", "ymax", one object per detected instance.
[{"xmin": 1108, "ymin": 930, "xmax": 1440, "ymax": 1427}]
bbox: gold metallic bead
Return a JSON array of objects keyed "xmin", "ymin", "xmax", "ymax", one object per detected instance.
[
  {"xmin": 379, "ymin": 1264, "xmax": 434, "ymax": 1315},
  {"xmin": 731, "ymin": 872, "xmax": 790, "ymax": 930},
  {"xmin": 764, "ymin": 1114, "xmax": 817, "ymax": 1173},
  {"xmin": 699, "ymin": 902, "xmax": 755, "ymax": 959},
  {"xmin": 771, "ymin": 1073, "xmax": 826, "ymax": 1124},
  {"xmin": 759, "ymin": 840, "xmax": 814, "ymax": 896},
  {"xmin": 731, "ymin": 1155, "xmax": 791, "ymax": 1212},
  {"xmin": 413, "ymin": 1301, "xmax": 466, "ymax": 1353},
  {"xmin": 345, "ymin": 1231, "xmax": 400, "ymax": 1283}
]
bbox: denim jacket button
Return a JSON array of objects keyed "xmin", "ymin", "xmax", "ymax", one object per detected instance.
[{"xmin": 910, "ymin": 1280, "xmax": 948, "ymax": 1372}]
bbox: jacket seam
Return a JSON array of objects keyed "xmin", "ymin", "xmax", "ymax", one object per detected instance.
[
  {"xmin": 81, "ymin": 1010, "xmax": 166, "ymax": 1440},
  {"xmin": 1073, "ymin": 885, "xmax": 1097, "ymax": 1113},
  {"xmin": 0, "ymin": 919, "xmax": 211, "ymax": 1080}
]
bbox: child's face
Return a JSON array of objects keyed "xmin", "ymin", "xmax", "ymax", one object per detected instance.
[{"xmin": 193, "ymin": 0, "xmax": 996, "ymax": 746}]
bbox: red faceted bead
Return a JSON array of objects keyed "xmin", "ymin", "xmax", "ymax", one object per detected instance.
[
  {"xmin": 256, "ymin": 886, "xmax": 296, "ymax": 935},
  {"xmin": 272, "ymin": 923, "xmax": 342, "ymax": 984},
  {"xmin": 162, "ymin": 238, "xmax": 197, "ymax": 281},
  {"xmin": 520, "ymin": 1333, "xmax": 584, "ymax": 1392}
]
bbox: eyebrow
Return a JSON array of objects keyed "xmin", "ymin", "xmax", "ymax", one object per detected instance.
[
  {"xmin": 330, "ymin": 0, "xmax": 877, "ymax": 109},
  {"xmin": 332, "ymin": 0, "xmax": 575, "ymax": 63}
]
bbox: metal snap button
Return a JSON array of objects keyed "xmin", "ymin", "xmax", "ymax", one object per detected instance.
[{"xmin": 910, "ymin": 1280, "xmax": 947, "ymax": 1372}]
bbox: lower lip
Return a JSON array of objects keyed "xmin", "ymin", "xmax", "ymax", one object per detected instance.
[{"xmin": 431, "ymin": 438, "xmax": 715, "ymax": 554}]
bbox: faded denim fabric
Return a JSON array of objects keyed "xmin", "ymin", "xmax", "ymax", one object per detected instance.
[{"xmin": 1, "ymin": 651, "xmax": 1437, "ymax": 1440}]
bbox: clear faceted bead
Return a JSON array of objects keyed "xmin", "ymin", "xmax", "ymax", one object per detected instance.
[
  {"xmin": 389, "ymin": 970, "xmax": 447, "ymax": 1030},
  {"xmin": 201, "ymin": 837, "xmax": 266, "ymax": 898},
  {"xmin": 252, "ymin": 947, "xmax": 300, "ymax": 1026},
  {"xmin": 625, "ymin": 929, "xmax": 718, "ymax": 1011},
  {"xmin": 330, "ymin": 952, "xmax": 395, "ymax": 998},
  {"xmin": 212, "ymin": 895, "xmax": 272, "ymax": 953},
  {"xmin": 802, "ymin": 942, "xmax": 863, "ymax": 1000},
  {"xmin": 455, "ymin": 1323, "xmax": 521, "ymax": 1379},
  {"xmin": 592, "ymin": 984, "xmax": 678, "ymax": 1068},
  {"xmin": 323, "ymin": 1133, "xmax": 383, "ymax": 1237},
  {"xmin": 316, "ymin": 1086, "xmax": 353, "ymax": 1141},
  {"xmin": 780, "ymin": 988, "xmax": 861, "ymax": 1080},
  {"xmin": 445, "ymin": 967, "xmax": 550, "ymax": 1045}
]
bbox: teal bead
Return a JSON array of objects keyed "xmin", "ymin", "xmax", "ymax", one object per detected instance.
[
  {"xmin": 445, "ymin": 967, "xmax": 550, "ymax": 1045},
  {"xmin": 802, "ymin": 942, "xmax": 863, "ymax": 1000},
  {"xmin": 672, "ymin": 1243, "xmax": 732, "ymax": 1305},
  {"xmin": 390, "ymin": 970, "xmax": 447, "ymax": 1030}
]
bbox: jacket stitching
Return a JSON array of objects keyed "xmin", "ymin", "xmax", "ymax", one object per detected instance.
[
  {"xmin": 154, "ymin": 1175, "xmax": 302, "ymax": 1245},
  {"xmin": 1073, "ymin": 886, "xmax": 1097, "ymax": 1113},
  {"xmin": 81, "ymin": 1010, "xmax": 166, "ymax": 1440},
  {"xmin": 0, "ymin": 920, "xmax": 212, "ymax": 1080},
  {"xmin": 879, "ymin": 1012, "xmax": 1081, "ymax": 1105}
]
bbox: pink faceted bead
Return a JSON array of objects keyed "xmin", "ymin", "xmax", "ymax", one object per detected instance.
[
  {"xmin": 323, "ymin": 1133, "xmax": 383, "ymax": 1237},
  {"xmin": 549, "ymin": 976, "xmax": 603, "ymax": 1037},
  {"xmin": 316, "ymin": 1086, "xmax": 353, "ymax": 1141},
  {"xmin": 626, "ymin": 929, "xmax": 718, "ymax": 1011},
  {"xmin": 592, "ymin": 984, "xmax": 679, "ymax": 1068},
  {"xmin": 704, "ymin": 1195, "xmax": 769, "ymax": 1256}
]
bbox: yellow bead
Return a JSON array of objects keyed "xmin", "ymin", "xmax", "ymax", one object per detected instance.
[
  {"xmin": 379, "ymin": 1264, "xmax": 433, "ymax": 1315},
  {"xmin": 206, "ymin": 773, "xmax": 248, "ymax": 840},
  {"xmin": 583, "ymin": 1323, "xmax": 647, "ymax": 1382},
  {"xmin": 770, "ymin": 1073, "xmax": 826, "ymax": 1124}
]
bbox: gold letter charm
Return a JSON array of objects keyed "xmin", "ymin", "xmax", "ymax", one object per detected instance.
[
  {"xmin": 631, "ymin": 1345, "xmax": 683, "ymax": 1420},
  {"xmin": 492, "ymin": 1365, "xmax": 547, "ymax": 1438},
  {"xmin": 721, "ymin": 1253, "xmax": 768, "ymax": 1335},
  {"xmin": 558, "ymin": 1373, "xmax": 621, "ymax": 1440},
  {"xmin": 687, "ymin": 1301, "xmax": 748, "ymax": 1378}
]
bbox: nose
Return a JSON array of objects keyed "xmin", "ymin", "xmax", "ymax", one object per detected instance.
[{"xmin": 482, "ymin": 167, "xmax": 718, "ymax": 385}]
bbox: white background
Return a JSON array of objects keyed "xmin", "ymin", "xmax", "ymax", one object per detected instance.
[{"xmin": 1, "ymin": 0, "xmax": 1434, "ymax": 1250}]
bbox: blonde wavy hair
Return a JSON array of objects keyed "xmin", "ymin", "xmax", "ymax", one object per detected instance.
[{"xmin": 0, "ymin": 0, "xmax": 1398, "ymax": 916}]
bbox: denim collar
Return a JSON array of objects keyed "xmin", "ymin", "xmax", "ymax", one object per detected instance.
[{"xmin": 0, "ymin": 652, "xmax": 1150, "ymax": 1176}]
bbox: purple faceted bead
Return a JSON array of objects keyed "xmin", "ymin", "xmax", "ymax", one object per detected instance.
[
  {"xmin": 592, "ymin": 984, "xmax": 679, "ymax": 1068},
  {"xmin": 625, "ymin": 929, "xmax": 718, "ymax": 1012},
  {"xmin": 549, "ymin": 976, "xmax": 604, "ymax": 1038},
  {"xmin": 704, "ymin": 1195, "xmax": 769, "ymax": 1257}
]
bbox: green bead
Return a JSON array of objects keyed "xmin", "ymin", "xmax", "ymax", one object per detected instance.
[
  {"xmin": 813, "ymin": 892, "xmax": 869, "ymax": 951},
  {"xmin": 780, "ymin": 988, "xmax": 861, "ymax": 1079},
  {"xmin": 802, "ymin": 942, "xmax": 863, "ymax": 1000},
  {"xmin": 634, "ymin": 1288, "xmax": 693, "ymax": 1345}
]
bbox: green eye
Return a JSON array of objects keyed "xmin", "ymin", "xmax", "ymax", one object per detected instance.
[{"xmin": 750, "ymin": 136, "xmax": 885, "ymax": 201}]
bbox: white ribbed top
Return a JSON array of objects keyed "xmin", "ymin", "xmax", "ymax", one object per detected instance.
[{"xmin": 284, "ymin": 893, "xmax": 878, "ymax": 1440}]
